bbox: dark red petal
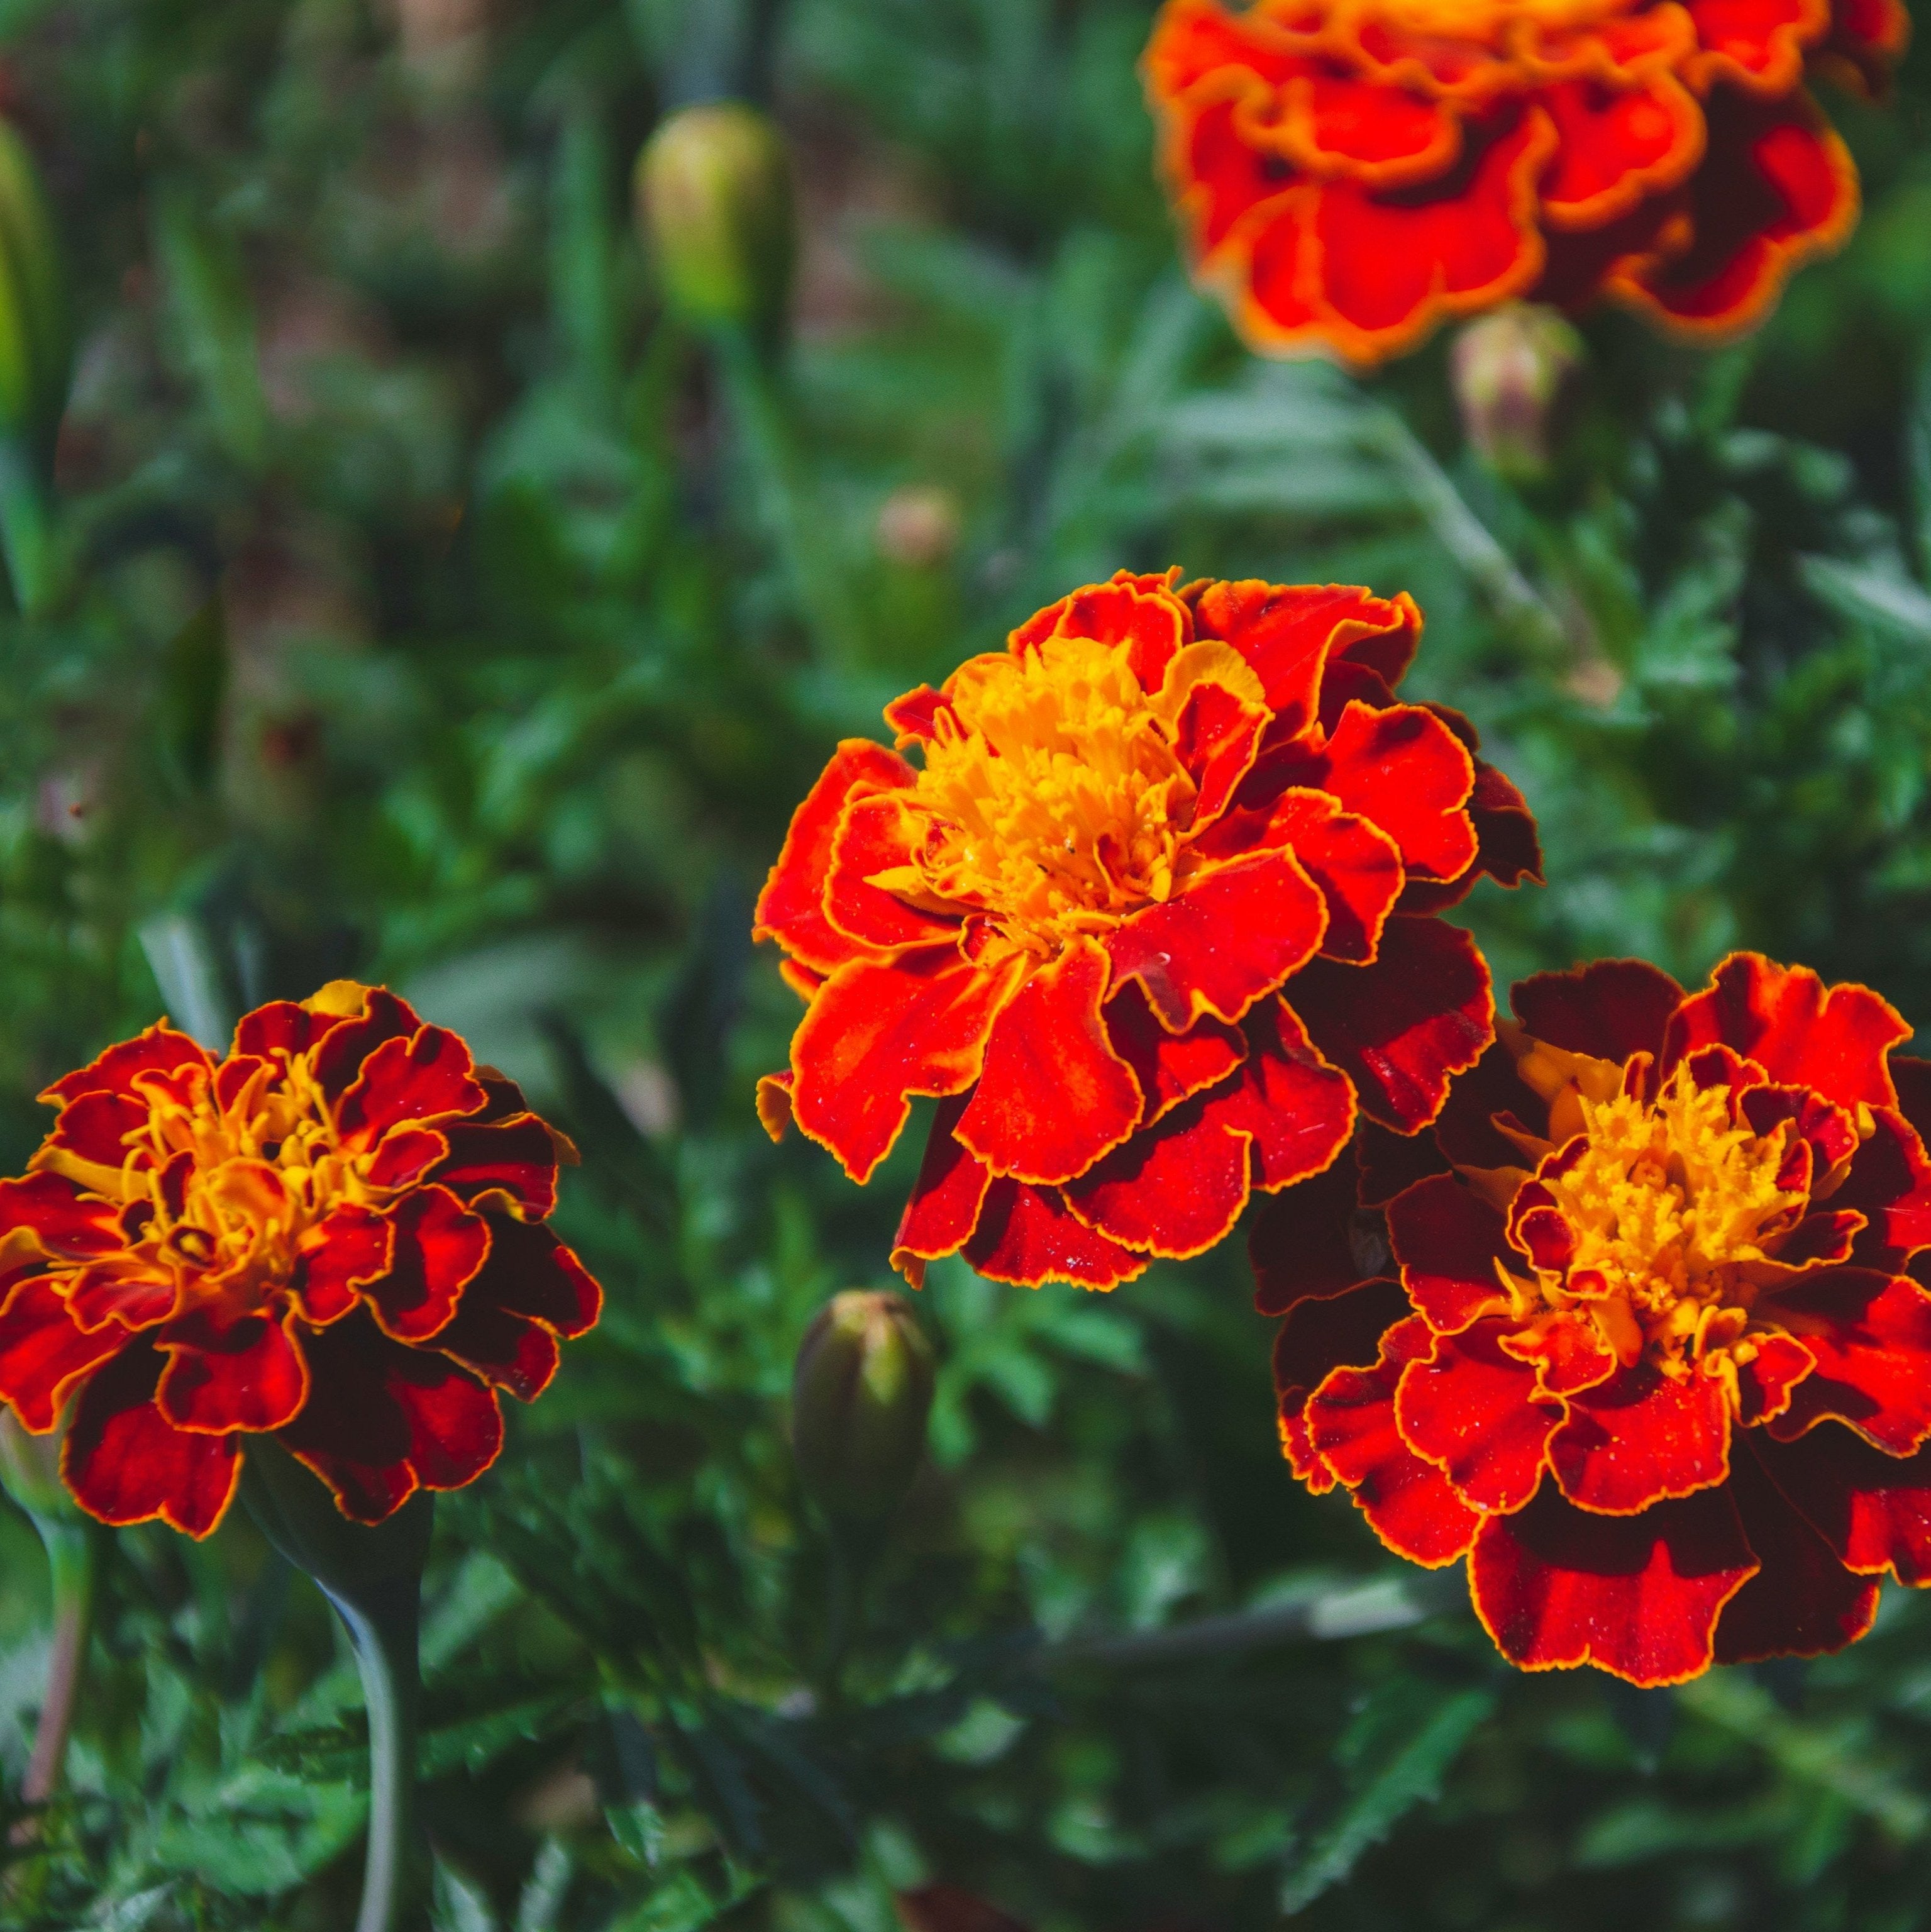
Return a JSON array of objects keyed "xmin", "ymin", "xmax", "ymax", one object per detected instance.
[
  {"xmin": 1835, "ymin": 1108, "xmax": 1931, "ymax": 1270},
  {"xmin": 1734, "ymin": 1331, "xmax": 1815, "ymax": 1426},
  {"xmin": 1686, "ymin": 0, "xmax": 1822, "ymax": 89},
  {"xmin": 1014, "ymin": 572, "xmax": 1193, "ymax": 691},
  {"xmin": 1713, "ymin": 1433, "xmax": 1879, "ymax": 1666},
  {"xmin": 1549, "ymin": 1363, "xmax": 1732, "ymax": 1513},
  {"xmin": 64, "ymin": 1259, "xmax": 176, "ymax": 1333},
  {"xmin": 1395, "ymin": 1315, "xmax": 1559, "ymax": 1514},
  {"xmin": 62, "ymin": 1345, "xmax": 242, "ymax": 1538},
  {"xmin": 296, "ymin": 1203, "xmax": 395, "ymax": 1325},
  {"xmin": 1293, "ymin": 918, "xmax": 1494, "ymax": 1133},
  {"xmin": 1104, "ymin": 980, "xmax": 1244, "ymax": 1128},
  {"xmin": 1469, "ymin": 1484, "xmax": 1757, "ymax": 1685},
  {"xmin": 156, "ymin": 1308, "xmax": 309, "ymax": 1434},
  {"xmin": 1388, "ymin": 1174, "xmax": 1510, "ymax": 1333},
  {"xmin": 1357, "ymin": 1114, "xmax": 1453, "ymax": 1206},
  {"xmin": 956, "ymin": 939, "xmax": 1143, "ymax": 1185},
  {"xmin": 360, "ymin": 1124, "xmax": 446, "ymax": 1193},
  {"xmin": 365, "ymin": 1185, "xmax": 491, "ymax": 1343},
  {"xmin": 36, "ymin": 1091, "xmax": 149, "ymax": 1185},
  {"xmin": 1105, "ymin": 848, "xmax": 1327, "ymax": 1032},
  {"xmin": 0, "ymin": 1172, "xmax": 121, "ymax": 1258},
  {"xmin": 1185, "ymin": 580, "xmax": 1421, "ymax": 736},
  {"xmin": 962, "ymin": 1179, "xmax": 1147, "ymax": 1290},
  {"xmin": 1251, "ymin": 1150, "xmax": 1370, "ymax": 1318},
  {"xmin": 1769, "ymin": 1267, "xmax": 1931, "ymax": 1454},
  {"xmin": 1664, "ymin": 953, "xmax": 1906, "ymax": 1113},
  {"xmin": 335, "ymin": 1026, "xmax": 488, "ymax": 1153},
  {"xmin": 433, "ymin": 1303, "xmax": 562, "ymax": 1403},
  {"xmin": 234, "ymin": 999, "xmax": 353, "ymax": 1063},
  {"xmin": 1060, "ymin": 1088, "xmax": 1251, "ymax": 1261},
  {"xmin": 0, "ymin": 1275, "xmax": 128, "ymax": 1431},
  {"xmin": 1171, "ymin": 675, "xmax": 1269, "ymax": 828},
  {"xmin": 823, "ymin": 792, "xmax": 961, "ymax": 952},
  {"xmin": 309, "ymin": 989, "xmax": 424, "ymax": 1099},
  {"xmin": 891, "ymin": 1097, "xmax": 992, "ymax": 1287},
  {"xmin": 1752, "ymin": 1424, "xmax": 1931, "ymax": 1583},
  {"xmin": 1222, "ymin": 995, "xmax": 1356, "ymax": 1191},
  {"xmin": 460, "ymin": 1216, "xmax": 601, "ymax": 1337},
  {"xmin": 277, "ymin": 1313, "xmax": 503, "ymax": 1524},
  {"xmin": 40, "ymin": 1024, "xmax": 214, "ymax": 1106},
  {"xmin": 1306, "ymin": 1316, "xmax": 1483, "ymax": 1566},
  {"xmin": 1512, "ymin": 958, "xmax": 1685, "ymax": 1064},
  {"xmin": 790, "ymin": 951, "xmax": 1024, "ymax": 1184},
  {"xmin": 1501, "ymin": 1309, "xmax": 1618, "ymax": 1399},
  {"xmin": 753, "ymin": 740, "xmax": 918, "ymax": 974},
  {"xmin": 1278, "ymin": 1280, "xmax": 1410, "ymax": 1494},
  {"xmin": 1539, "ymin": 72, "xmax": 1703, "ymax": 230},
  {"xmin": 1286, "ymin": 701, "xmax": 1476, "ymax": 883}
]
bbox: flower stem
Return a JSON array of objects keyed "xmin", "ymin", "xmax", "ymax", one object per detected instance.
[
  {"xmin": 14, "ymin": 1519, "xmax": 93, "ymax": 1828},
  {"xmin": 329, "ymin": 1589, "xmax": 422, "ymax": 1932}
]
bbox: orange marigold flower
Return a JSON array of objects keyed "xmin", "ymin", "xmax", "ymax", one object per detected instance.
[
  {"xmin": 0, "ymin": 982, "xmax": 602, "ymax": 1538},
  {"xmin": 1143, "ymin": 0, "xmax": 1908, "ymax": 365},
  {"xmin": 1258, "ymin": 952, "xmax": 1931, "ymax": 1685},
  {"xmin": 755, "ymin": 569, "xmax": 1540, "ymax": 1292}
]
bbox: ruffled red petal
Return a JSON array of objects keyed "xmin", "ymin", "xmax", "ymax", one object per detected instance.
[
  {"xmin": 335, "ymin": 1026, "xmax": 487, "ymax": 1152},
  {"xmin": 1768, "ymin": 1267, "xmax": 1931, "ymax": 1454},
  {"xmin": 39, "ymin": 1024, "xmax": 214, "ymax": 1106},
  {"xmin": 364, "ymin": 1185, "xmax": 491, "ymax": 1344},
  {"xmin": 1295, "ymin": 917, "xmax": 1494, "ymax": 1133},
  {"xmin": 1834, "ymin": 1108, "xmax": 1931, "ymax": 1270},
  {"xmin": 790, "ymin": 952, "xmax": 1024, "ymax": 1184},
  {"xmin": 1512, "ymin": 957, "xmax": 1684, "ymax": 1064},
  {"xmin": 1394, "ymin": 1314, "xmax": 1559, "ymax": 1513},
  {"xmin": 962, "ymin": 1178, "xmax": 1148, "ymax": 1291},
  {"xmin": 1713, "ymin": 1432, "xmax": 1879, "ymax": 1665},
  {"xmin": 1548, "ymin": 1362, "xmax": 1733, "ymax": 1512},
  {"xmin": 62, "ymin": 1345, "xmax": 242, "ymax": 1538},
  {"xmin": 1305, "ymin": 1314, "xmax": 1483, "ymax": 1565},
  {"xmin": 1105, "ymin": 848, "xmax": 1327, "ymax": 1031},
  {"xmin": 1753, "ymin": 1424, "xmax": 1931, "ymax": 1584},
  {"xmin": 156, "ymin": 1307, "xmax": 309, "ymax": 1434},
  {"xmin": 1387, "ymin": 1173, "xmax": 1509, "ymax": 1332},
  {"xmin": 0, "ymin": 1275, "xmax": 130, "ymax": 1431},
  {"xmin": 1251, "ymin": 1148, "xmax": 1369, "ymax": 1316},
  {"xmin": 753, "ymin": 740, "xmax": 917, "ymax": 975},
  {"xmin": 434, "ymin": 1111, "xmax": 561, "ymax": 1218},
  {"xmin": 277, "ymin": 1313, "xmax": 503, "ymax": 1524},
  {"xmin": 823, "ymin": 793, "xmax": 962, "ymax": 953},
  {"xmin": 956, "ymin": 939, "xmax": 1143, "ymax": 1185},
  {"xmin": 1468, "ymin": 1483, "xmax": 1758, "ymax": 1685},
  {"xmin": 1538, "ymin": 72, "xmax": 1704, "ymax": 231},
  {"xmin": 296, "ymin": 1203, "xmax": 397, "ymax": 1324},
  {"xmin": 1685, "ymin": 0, "xmax": 1830, "ymax": 94},
  {"xmin": 891, "ymin": 1098, "xmax": 992, "ymax": 1288},
  {"xmin": 1105, "ymin": 982, "xmax": 1246, "ymax": 1128},
  {"xmin": 0, "ymin": 1172, "xmax": 121, "ymax": 1259}
]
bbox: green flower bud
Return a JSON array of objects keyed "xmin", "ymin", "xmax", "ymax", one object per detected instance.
[
  {"xmin": 634, "ymin": 102, "xmax": 795, "ymax": 343},
  {"xmin": 792, "ymin": 1291, "xmax": 936, "ymax": 1528},
  {"xmin": 1449, "ymin": 304, "xmax": 1583, "ymax": 484}
]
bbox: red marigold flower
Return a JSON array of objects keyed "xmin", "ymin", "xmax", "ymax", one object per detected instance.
[
  {"xmin": 755, "ymin": 568, "xmax": 1540, "ymax": 1292},
  {"xmin": 0, "ymin": 982, "xmax": 602, "ymax": 1538},
  {"xmin": 1259, "ymin": 951, "xmax": 1931, "ymax": 1684},
  {"xmin": 1143, "ymin": 0, "xmax": 1908, "ymax": 366}
]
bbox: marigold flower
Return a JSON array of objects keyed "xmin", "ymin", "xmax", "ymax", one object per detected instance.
[
  {"xmin": 1259, "ymin": 952, "xmax": 1931, "ymax": 1684},
  {"xmin": 755, "ymin": 568, "xmax": 1540, "ymax": 1291},
  {"xmin": 1143, "ymin": 0, "xmax": 1908, "ymax": 366},
  {"xmin": 0, "ymin": 981, "xmax": 601, "ymax": 1537}
]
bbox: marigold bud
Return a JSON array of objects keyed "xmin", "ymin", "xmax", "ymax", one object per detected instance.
[
  {"xmin": 634, "ymin": 102, "xmax": 795, "ymax": 342},
  {"xmin": 791, "ymin": 1290, "xmax": 936, "ymax": 1527},
  {"xmin": 1449, "ymin": 304, "xmax": 1583, "ymax": 483}
]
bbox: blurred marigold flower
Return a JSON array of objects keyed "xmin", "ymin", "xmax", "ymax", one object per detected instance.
[
  {"xmin": 0, "ymin": 981, "xmax": 600, "ymax": 1538},
  {"xmin": 1259, "ymin": 952, "xmax": 1931, "ymax": 1685},
  {"xmin": 755, "ymin": 568, "xmax": 1540, "ymax": 1292},
  {"xmin": 1142, "ymin": 0, "xmax": 1908, "ymax": 367}
]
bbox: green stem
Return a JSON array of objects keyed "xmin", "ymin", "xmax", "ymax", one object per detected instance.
[
  {"xmin": 329, "ymin": 1590, "xmax": 422, "ymax": 1932},
  {"xmin": 0, "ymin": 433, "xmax": 58, "ymax": 617},
  {"xmin": 16, "ymin": 1519, "xmax": 93, "ymax": 1821}
]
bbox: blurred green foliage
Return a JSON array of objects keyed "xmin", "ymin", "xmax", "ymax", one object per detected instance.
[{"xmin": 4, "ymin": 1, "xmax": 1931, "ymax": 1928}]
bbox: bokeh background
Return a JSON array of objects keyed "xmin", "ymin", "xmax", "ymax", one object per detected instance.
[{"xmin": 3, "ymin": 0, "xmax": 1931, "ymax": 1926}]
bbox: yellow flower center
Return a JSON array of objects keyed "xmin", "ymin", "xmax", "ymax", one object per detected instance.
[
  {"xmin": 894, "ymin": 633, "xmax": 1240, "ymax": 956},
  {"xmin": 99, "ymin": 1054, "xmax": 402, "ymax": 1313},
  {"xmin": 1519, "ymin": 1063, "xmax": 1807, "ymax": 1379}
]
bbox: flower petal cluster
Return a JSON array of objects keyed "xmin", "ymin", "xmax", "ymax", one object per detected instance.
[
  {"xmin": 756, "ymin": 569, "xmax": 1539, "ymax": 1291},
  {"xmin": 1261, "ymin": 952, "xmax": 1931, "ymax": 1684},
  {"xmin": 1143, "ymin": 0, "xmax": 1908, "ymax": 365},
  {"xmin": 0, "ymin": 982, "xmax": 601, "ymax": 1536}
]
